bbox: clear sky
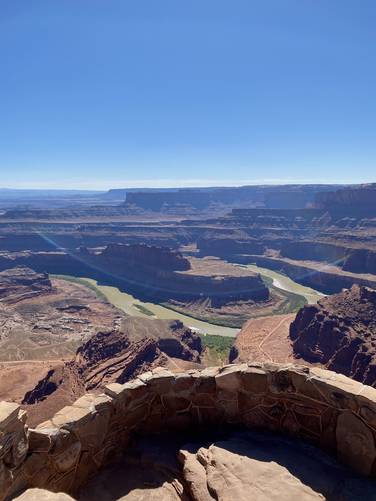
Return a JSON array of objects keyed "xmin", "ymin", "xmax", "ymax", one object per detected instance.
[{"xmin": 0, "ymin": 1, "xmax": 375, "ymax": 189}]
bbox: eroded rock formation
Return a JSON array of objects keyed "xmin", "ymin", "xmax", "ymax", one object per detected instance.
[
  {"xmin": 0, "ymin": 245, "xmax": 269, "ymax": 306},
  {"xmin": 316, "ymin": 183, "xmax": 376, "ymax": 217},
  {"xmin": 290, "ymin": 285, "xmax": 376, "ymax": 385},
  {"xmin": 0, "ymin": 266, "xmax": 52, "ymax": 304},
  {"xmin": 101, "ymin": 243, "xmax": 190, "ymax": 271},
  {"xmin": 0, "ymin": 273, "xmax": 123, "ymax": 368},
  {"xmin": 22, "ymin": 318, "xmax": 203, "ymax": 424}
]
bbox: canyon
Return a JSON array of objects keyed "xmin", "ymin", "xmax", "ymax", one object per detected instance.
[
  {"xmin": 1, "ymin": 184, "xmax": 376, "ymax": 499},
  {"xmin": 0, "ymin": 245, "xmax": 269, "ymax": 308},
  {"xmin": 1, "ymin": 185, "xmax": 376, "ymax": 286}
]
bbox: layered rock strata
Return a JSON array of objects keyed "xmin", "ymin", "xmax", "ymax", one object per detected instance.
[
  {"xmin": 2, "ymin": 363, "xmax": 376, "ymax": 500},
  {"xmin": 290, "ymin": 285, "xmax": 376, "ymax": 385},
  {"xmin": 316, "ymin": 183, "xmax": 376, "ymax": 217},
  {"xmin": 0, "ymin": 245, "xmax": 269, "ymax": 306},
  {"xmin": 233, "ymin": 254, "xmax": 376, "ymax": 294},
  {"xmin": 0, "ymin": 266, "xmax": 52, "ymax": 304},
  {"xmin": 21, "ymin": 318, "xmax": 203, "ymax": 425}
]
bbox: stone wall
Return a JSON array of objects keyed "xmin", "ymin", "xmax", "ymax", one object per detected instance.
[{"xmin": 1, "ymin": 362, "xmax": 376, "ymax": 499}]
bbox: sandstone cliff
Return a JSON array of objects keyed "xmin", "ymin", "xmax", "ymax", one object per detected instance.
[
  {"xmin": 316, "ymin": 184, "xmax": 376, "ymax": 217},
  {"xmin": 101, "ymin": 243, "xmax": 191, "ymax": 271},
  {"xmin": 0, "ymin": 245, "xmax": 269, "ymax": 306},
  {"xmin": 290, "ymin": 285, "xmax": 376, "ymax": 386}
]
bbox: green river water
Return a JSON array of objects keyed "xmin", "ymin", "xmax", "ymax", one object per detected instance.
[
  {"xmin": 239, "ymin": 264, "xmax": 325, "ymax": 304},
  {"xmin": 64, "ymin": 264, "xmax": 323, "ymax": 339}
]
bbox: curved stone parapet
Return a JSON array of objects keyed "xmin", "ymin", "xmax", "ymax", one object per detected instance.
[{"xmin": 1, "ymin": 362, "xmax": 376, "ymax": 499}]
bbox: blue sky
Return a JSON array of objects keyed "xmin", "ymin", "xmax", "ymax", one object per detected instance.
[{"xmin": 0, "ymin": 1, "xmax": 375, "ymax": 189}]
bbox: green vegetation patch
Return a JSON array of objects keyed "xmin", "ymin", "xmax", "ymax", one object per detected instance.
[
  {"xmin": 269, "ymin": 286, "xmax": 307, "ymax": 314},
  {"xmin": 161, "ymin": 302, "xmax": 246, "ymax": 328},
  {"xmin": 200, "ymin": 334, "xmax": 234, "ymax": 365},
  {"xmin": 260, "ymin": 274, "xmax": 274, "ymax": 287},
  {"xmin": 133, "ymin": 304, "xmax": 155, "ymax": 316},
  {"xmin": 261, "ymin": 273, "xmax": 308, "ymax": 313}
]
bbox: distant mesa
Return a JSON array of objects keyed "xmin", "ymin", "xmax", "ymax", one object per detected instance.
[
  {"xmin": 315, "ymin": 183, "xmax": 376, "ymax": 217},
  {"xmin": 125, "ymin": 184, "xmax": 343, "ymax": 213}
]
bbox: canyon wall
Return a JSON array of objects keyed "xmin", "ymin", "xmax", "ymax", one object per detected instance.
[
  {"xmin": 0, "ymin": 228, "xmax": 184, "ymax": 252},
  {"xmin": 342, "ymin": 248, "xmax": 376, "ymax": 275},
  {"xmin": 126, "ymin": 185, "xmax": 339, "ymax": 211},
  {"xmin": 290, "ymin": 285, "xmax": 376, "ymax": 386},
  {"xmin": 0, "ymin": 246, "xmax": 269, "ymax": 306},
  {"xmin": 96, "ymin": 246, "xmax": 270, "ymax": 304},
  {"xmin": 2, "ymin": 362, "xmax": 376, "ymax": 500},
  {"xmin": 316, "ymin": 184, "xmax": 376, "ymax": 216},
  {"xmin": 100, "ymin": 244, "xmax": 190, "ymax": 271},
  {"xmin": 197, "ymin": 235, "xmax": 265, "ymax": 258},
  {"xmin": 233, "ymin": 255, "xmax": 376, "ymax": 294},
  {"xmin": 278, "ymin": 240, "xmax": 348, "ymax": 264},
  {"xmin": 228, "ymin": 207, "xmax": 325, "ymax": 226}
]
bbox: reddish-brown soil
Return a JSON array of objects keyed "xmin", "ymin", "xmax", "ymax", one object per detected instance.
[
  {"xmin": 229, "ymin": 313, "xmax": 312, "ymax": 366},
  {"xmin": 0, "ymin": 360, "xmax": 60, "ymax": 402},
  {"xmin": 0, "ymin": 277, "xmax": 123, "ymax": 362}
]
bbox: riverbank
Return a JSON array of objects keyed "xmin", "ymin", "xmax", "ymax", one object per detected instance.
[
  {"xmin": 53, "ymin": 275, "xmax": 240, "ymax": 338},
  {"xmin": 163, "ymin": 261, "xmax": 320, "ymax": 327},
  {"xmin": 235, "ymin": 255, "xmax": 376, "ymax": 294},
  {"xmin": 238, "ymin": 263, "xmax": 324, "ymax": 304},
  {"xmin": 53, "ymin": 262, "xmax": 324, "ymax": 335}
]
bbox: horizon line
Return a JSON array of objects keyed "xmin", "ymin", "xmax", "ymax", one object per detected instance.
[{"xmin": 0, "ymin": 179, "xmax": 370, "ymax": 192}]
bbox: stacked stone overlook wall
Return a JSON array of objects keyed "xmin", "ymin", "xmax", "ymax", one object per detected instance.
[{"xmin": 1, "ymin": 362, "xmax": 376, "ymax": 499}]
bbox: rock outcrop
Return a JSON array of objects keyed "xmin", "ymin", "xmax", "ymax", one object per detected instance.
[
  {"xmin": 0, "ymin": 274, "xmax": 123, "ymax": 366},
  {"xmin": 178, "ymin": 431, "xmax": 375, "ymax": 501},
  {"xmin": 0, "ymin": 266, "xmax": 52, "ymax": 304},
  {"xmin": 14, "ymin": 489, "xmax": 74, "ymax": 500},
  {"xmin": 290, "ymin": 285, "xmax": 376, "ymax": 385},
  {"xmin": 101, "ymin": 243, "xmax": 190, "ymax": 271},
  {"xmin": 75, "ymin": 318, "xmax": 202, "ymax": 389},
  {"xmin": 22, "ymin": 318, "xmax": 203, "ymax": 423},
  {"xmin": 316, "ymin": 183, "xmax": 376, "ymax": 217},
  {"xmin": 2, "ymin": 363, "xmax": 376, "ymax": 500}
]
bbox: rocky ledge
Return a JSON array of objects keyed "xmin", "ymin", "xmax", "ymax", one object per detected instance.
[
  {"xmin": 290, "ymin": 285, "xmax": 376, "ymax": 385},
  {"xmin": 0, "ymin": 266, "xmax": 52, "ymax": 304},
  {"xmin": 1, "ymin": 362, "xmax": 376, "ymax": 500}
]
